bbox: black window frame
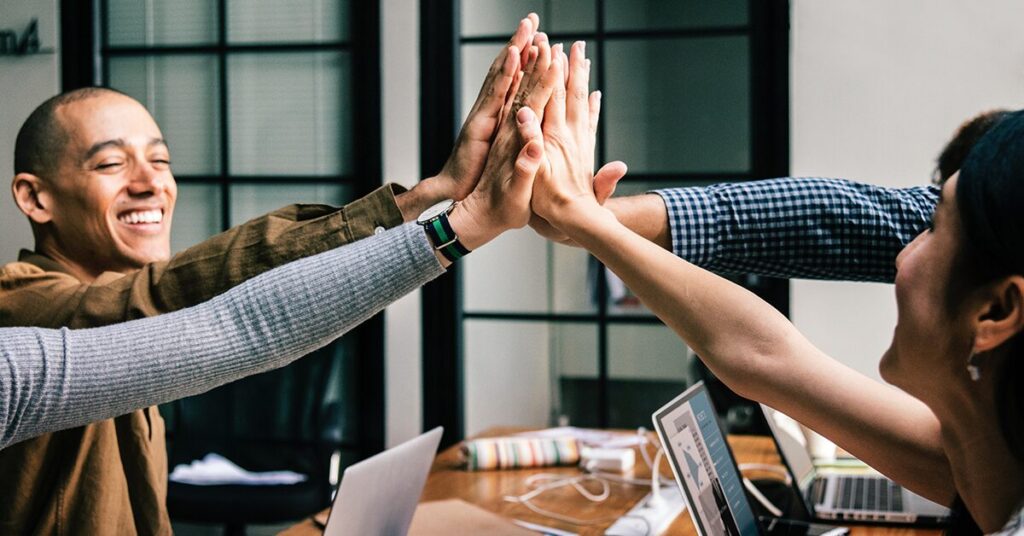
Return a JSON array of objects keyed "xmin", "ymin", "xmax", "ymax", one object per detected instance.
[
  {"xmin": 65, "ymin": 0, "xmax": 386, "ymax": 458},
  {"xmin": 421, "ymin": 0, "xmax": 791, "ymax": 447}
]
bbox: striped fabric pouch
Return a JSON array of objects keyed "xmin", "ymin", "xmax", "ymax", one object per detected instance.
[{"xmin": 462, "ymin": 436, "xmax": 580, "ymax": 471}]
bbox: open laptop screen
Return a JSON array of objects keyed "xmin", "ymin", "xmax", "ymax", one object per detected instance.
[
  {"xmin": 653, "ymin": 382, "xmax": 760, "ymax": 536},
  {"xmin": 760, "ymin": 404, "xmax": 817, "ymax": 511}
]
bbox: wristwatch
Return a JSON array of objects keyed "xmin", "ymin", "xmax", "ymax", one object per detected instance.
[{"xmin": 417, "ymin": 199, "xmax": 471, "ymax": 262}]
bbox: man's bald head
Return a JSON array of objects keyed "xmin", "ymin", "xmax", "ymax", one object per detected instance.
[{"xmin": 14, "ymin": 87, "xmax": 131, "ymax": 179}]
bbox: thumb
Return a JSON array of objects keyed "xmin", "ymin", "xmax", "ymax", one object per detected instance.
[
  {"xmin": 515, "ymin": 106, "xmax": 543, "ymax": 147},
  {"xmin": 510, "ymin": 140, "xmax": 544, "ymax": 192},
  {"xmin": 594, "ymin": 161, "xmax": 627, "ymax": 204}
]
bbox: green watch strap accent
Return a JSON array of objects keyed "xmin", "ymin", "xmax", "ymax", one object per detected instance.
[
  {"xmin": 423, "ymin": 209, "xmax": 471, "ymax": 262},
  {"xmin": 430, "ymin": 219, "xmax": 451, "ymax": 245}
]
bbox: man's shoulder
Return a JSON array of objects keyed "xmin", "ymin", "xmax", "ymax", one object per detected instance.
[
  {"xmin": 0, "ymin": 259, "xmax": 59, "ymax": 285},
  {"xmin": 0, "ymin": 259, "xmax": 87, "ymax": 327}
]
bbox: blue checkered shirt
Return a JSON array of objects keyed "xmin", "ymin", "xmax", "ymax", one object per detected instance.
[{"xmin": 653, "ymin": 177, "xmax": 939, "ymax": 283}]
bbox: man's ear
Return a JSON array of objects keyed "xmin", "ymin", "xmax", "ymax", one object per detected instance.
[
  {"xmin": 12, "ymin": 172, "xmax": 53, "ymax": 224},
  {"xmin": 973, "ymin": 276, "xmax": 1024, "ymax": 353}
]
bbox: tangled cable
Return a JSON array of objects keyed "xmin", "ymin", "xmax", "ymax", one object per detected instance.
[{"xmin": 502, "ymin": 428, "xmax": 674, "ymax": 527}]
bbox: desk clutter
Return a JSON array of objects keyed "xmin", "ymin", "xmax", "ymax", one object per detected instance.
[
  {"xmin": 462, "ymin": 436, "xmax": 580, "ymax": 470},
  {"xmin": 461, "ymin": 427, "xmax": 646, "ymax": 471},
  {"xmin": 168, "ymin": 452, "xmax": 307, "ymax": 486}
]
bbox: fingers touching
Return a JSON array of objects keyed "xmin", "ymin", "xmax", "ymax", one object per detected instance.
[
  {"xmin": 541, "ymin": 43, "xmax": 567, "ymax": 131},
  {"xmin": 566, "ymin": 42, "xmax": 590, "ymax": 127}
]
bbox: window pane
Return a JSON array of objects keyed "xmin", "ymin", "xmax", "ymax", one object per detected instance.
[
  {"xmin": 227, "ymin": 0, "xmax": 348, "ymax": 43},
  {"xmin": 463, "ymin": 229, "xmax": 547, "ymax": 312},
  {"xmin": 463, "ymin": 229, "xmax": 594, "ymax": 314},
  {"xmin": 608, "ymin": 324, "xmax": 691, "ymax": 428},
  {"xmin": 552, "ymin": 245, "xmax": 596, "ymax": 313},
  {"xmin": 605, "ymin": 0, "xmax": 748, "ymax": 31},
  {"xmin": 460, "ymin": 0, "xmax": 595, "ymax": 37},
  {"xmin": 228, "ymin": 52, "xmax": 351, "ymax": 176},
  {"xmin": 551, "ymin": 324, "xmax": 600, "ymax": 427},
  {"xmin": 229, "ymin": 184, "xmax": 351, "ymax": 225},
  {"xmin": 171, "ymin": 184, "xmax": 222, "ymax": 254},
  {"xmin": 106, "ymin": 0, "xmax": 218, "ymax": 46},
  {"xmin": 465, "ymin": 320, "xmax": 595, "ymax": 434},
  {"xmin": 604, "ymin": 36, "xmax": 750, "ymax": 174},
  {"xmin": 108, "ymin": 55, "xmax": 221, "ymax": 176}
]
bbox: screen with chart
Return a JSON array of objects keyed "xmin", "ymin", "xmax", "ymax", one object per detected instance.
[{"xmin": 654, "ymin": 383, "xmax": 760, "ymax": 536}]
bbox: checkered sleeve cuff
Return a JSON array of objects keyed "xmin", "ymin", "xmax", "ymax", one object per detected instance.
[{"xmin": 652, "ymin": 186, "xmax": 719, "ymax": 267}]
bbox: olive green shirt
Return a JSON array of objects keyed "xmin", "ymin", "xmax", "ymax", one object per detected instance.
[{"xmin": 0, "ymin": 184, "xmax": 405, "ymax": 535}]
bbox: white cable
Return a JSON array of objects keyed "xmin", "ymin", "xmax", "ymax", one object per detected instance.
[
  {"xmin": 511, "ymin": 495, "xmax": 622, "ymax": 526},
  {"xmin": 737, "ymin": 463, "xmax": 790, "ymax": 517},
  {"xmin": 588, "ymin": 470, "xmax": 674, "ymax": 488},
  {"xmin": 647, "ymin": 448, "xmax": 666, "ymax": 508},
  {"xmin": 742, "ymin": 477, "xmax": 783, "ymax": 517},
  {"xmin": 737, "ymin": 462, "xmax": 791, "ymax": 485},
  {"xmin": 503, "ymin": 473, "xmax": 617, "ymax": 526},
  {"xmin": 507, "ymin": 473, "xmax": 610, "ymax": 503},
  {"xmin": 504, "ymin": 434, "xmax": 673, "ymax": 527}
]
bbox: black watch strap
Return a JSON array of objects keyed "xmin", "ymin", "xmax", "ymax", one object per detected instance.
[{"xmin": 423, "ymin": 211, "xmax": 471, "ymax": 262}]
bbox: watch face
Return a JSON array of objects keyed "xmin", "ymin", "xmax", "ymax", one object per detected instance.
[{"xmin": 417, "ymin": 199, "xmax": 455, "ymax": 224}]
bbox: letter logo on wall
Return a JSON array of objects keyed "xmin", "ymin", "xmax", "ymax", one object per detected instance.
[{"xmin": 0, "ymin": 19, "xmax": 51, "ymax": 57}]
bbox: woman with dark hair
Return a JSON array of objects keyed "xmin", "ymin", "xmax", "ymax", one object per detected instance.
[{"xmin": 527, "ymin": 39, "xmax": 1024, "ymax": 533}]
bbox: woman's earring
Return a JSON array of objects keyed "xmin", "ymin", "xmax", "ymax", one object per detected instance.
[{"xmin": 967, "ymin": 353, "xmax": 982, "ymax": 382}]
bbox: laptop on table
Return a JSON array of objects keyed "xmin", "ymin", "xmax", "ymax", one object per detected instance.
[
  {"xmin": 759, "ymin": 404, "xmax": 950, "ymax": 526},
  {"xmin": 652, "ymin": 382, "xmax": 763, "ymax": 535},
  {"xmin": 322, "ymin": 427, "xmax": 443, "ymax": 536},
  {"xmin": 654, "ymin": 382, "xmax": 864, "ymax": 536}
]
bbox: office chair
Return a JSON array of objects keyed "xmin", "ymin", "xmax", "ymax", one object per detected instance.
[{"xmin": 164, "ymin": 342, "xmax": 360, "ymax": 535}]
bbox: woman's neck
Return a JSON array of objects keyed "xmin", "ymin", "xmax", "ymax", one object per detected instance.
[{"xmin": 939, "ymin": 383, "xmax": 1024, "ymax": 533}]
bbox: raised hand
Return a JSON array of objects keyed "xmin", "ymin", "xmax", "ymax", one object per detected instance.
[
  {"xmin": 431, "ymin": 14, "xmax": 539, "ymax": 201},
  {"xmin": 531, "ymin": 41, "xmax": 609, "ymax": 227},
  {"xmin": 527, "ymin": 42, "xmax": 626, "ymax": 245},
  {"xmin": 443, "ymin": 34, "xmax": 560, "ymax": 253}
]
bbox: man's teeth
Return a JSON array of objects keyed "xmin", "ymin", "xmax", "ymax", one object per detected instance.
[{"xmin": 119, "ymin": 210, "xmax": 163, "ymax": 224}]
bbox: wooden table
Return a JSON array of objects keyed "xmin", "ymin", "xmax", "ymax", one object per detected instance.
[{"xmin": 282, "ymin": 427, "xmax": 941, "ymax": 535}]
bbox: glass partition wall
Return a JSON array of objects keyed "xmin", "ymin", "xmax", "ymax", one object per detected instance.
[
  {"xmin": 97, "ymin": 0, "xmax": 385, "ymax": 459},
  {"xmin": 425, "ymin": 0, "xmax": 790, "ymax": 439}
]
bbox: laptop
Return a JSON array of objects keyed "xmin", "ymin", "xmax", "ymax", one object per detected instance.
[
  {"xmin": 323, "ymin": 427, "xmax": 443, "ymax": 536},
  {"xmin": 759, "ymin": 404, "xmax": 950, "ymax": 525},
  {"xmin": 652, "ymin": 382, "xmax": 763, "ymax": 535},
  {"xmin": 654, "ymin": 383, "xmax": 859, "ymax": 536}
]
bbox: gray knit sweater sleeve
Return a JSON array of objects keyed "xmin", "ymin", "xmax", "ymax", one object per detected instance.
[{"xmin": 0, "ymin": 223, "xmax": 443, "ymax": 450}]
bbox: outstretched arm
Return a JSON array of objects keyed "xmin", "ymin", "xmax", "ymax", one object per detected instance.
[
  {"xmin": 528, "ymin": 42, "xmax": 955, "ymax": 504},
  {"xmin": 0, "ymin": 32, "xmax": 560, "ymax": 451},
  {"xmin": 0, "ymin": 224, "xmax": 442, "ymax": 450},
  {"xmin": 650, "ymin": 179, "xmax": 938, "ymax": 282},
  {"xmin": 538, "ymin": 179, "xmax": 938, "ymax": 283}
]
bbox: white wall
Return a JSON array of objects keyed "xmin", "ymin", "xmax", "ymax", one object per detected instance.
[
  {"xmin": 0, "ymin": 0, "xmax": 58, "ymax": 263},
  {"xmin": 381, "ymin": 0, "xmax": 424, "ymax": 447},
  {"xmin": 790, "ymin": 0, "xmax": 1024, "ymax": 379}
]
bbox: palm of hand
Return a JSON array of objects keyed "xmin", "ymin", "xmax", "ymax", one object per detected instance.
[{"xmin": 531, "ymin": 42, "xmax": 600, "ymax": 223}]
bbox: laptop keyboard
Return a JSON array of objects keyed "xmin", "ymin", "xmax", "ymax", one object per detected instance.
[{"xmin": 836, "ymin": 475, "xmax": 904, "ymax": 512}]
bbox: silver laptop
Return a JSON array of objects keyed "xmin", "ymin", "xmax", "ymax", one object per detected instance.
[
  {"xmin": 760, "ymin": 405, "xmax": 949, "ymax": 525},
  {"xmin": 323, "ymin": 427, "xmax": 443, "ymax": 536}
]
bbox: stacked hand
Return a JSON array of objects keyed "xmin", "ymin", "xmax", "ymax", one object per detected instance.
[
  {"xmin": 528, "ymin": 40, "xmax": 619, "ymax": 231},
  {"xmin": 428, "ymin": 14, "xmax": 626, "ymax": 260}
]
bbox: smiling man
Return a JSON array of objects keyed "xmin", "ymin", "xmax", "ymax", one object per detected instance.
[
  {"xmin": 2, "ymin": 87, "xmax": 415, "ymax": 535},
  {"xmin": 12, "ymin": 89, "xmax": 178, "ymax": 282}
]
